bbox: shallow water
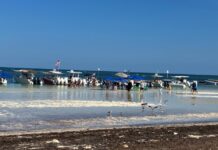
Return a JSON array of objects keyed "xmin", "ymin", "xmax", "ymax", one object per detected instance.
[{"xmin": 1, "ymin": 84, "xmax": 218, "ymax": 132}]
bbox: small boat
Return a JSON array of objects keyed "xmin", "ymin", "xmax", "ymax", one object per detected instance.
[
  {"xmin": 67, "ymin": 70, "xmax": 86, "ymax": 86},
  {"xmin": 0, "ymin": 70, "xmax": 8, "ymax": 85},
  {"xmin": 163, "ymin": 79, "xmax": 172, "ymax": 89},
  {"xmin": 14, "ymin": 70, "xmax": 35, "ymax": 85},
  {"xmin": 115, "ymin": 72, "xmax": 129, "ymax": 78},
  {"xmin": 204, "ymin": 79, "xmax": 218, "ymax": 86},
  {"xmin": 67, "ymin": 70, "xmax": 82, "ymax": 82},
  {"xmin": 0, "ymin": 78, "xmax": 7, "ymax": 85},
  {"xmin": 152, "ymin": 73, "xmax": 163, "ymax": 88},
  {"xmin": 170, "ymin": 76, "xmax": 190, "ymax": 89},
  {"xmin": 43, "ymin": 69, "xmax": 68, "ymax": 85}
]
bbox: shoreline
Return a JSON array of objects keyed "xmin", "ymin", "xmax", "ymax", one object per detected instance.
[
  {"xmin": 1, "ymin": 122, "xmax": 218, "ymax": 149},
  {"xmin": 1, "ymin": 121, "xmax": 218, "ymax": 136}
]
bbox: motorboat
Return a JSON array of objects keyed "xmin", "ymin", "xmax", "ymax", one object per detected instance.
[
  {"xmin": 43, "ymin": 69, "xmax": 68, "ymax": 85},
  {"xmin": 0, "ymin": 78, "xmax": 7, "ymax": 85},
  {"xmin": 67, "ymin": 70, "xmax": 82, "ymax": 82},
  {"xmin": 152, "ymin": 73, "xmax": 163, "ymax": 88},
  {"xmin": 115, "ymin": 72, "xmax": 129, "ymax": 78},
  {"xmin": 14, "ymin": 69, "xmax": 35, "ymax": 85},
  {"xmin": 0, "ymin": 70, "xmax": 8, "ymax": 85},
  {"xmin": 170, "ymin": 76, "xmax": 191, "ymax": 89},
  {"xmin": 162, "ymin": 79, "xmax": 172, "ymax": 89},
  {"xmin": 203, "ymin": 79, "xmax": 218, "ymax": 86}
]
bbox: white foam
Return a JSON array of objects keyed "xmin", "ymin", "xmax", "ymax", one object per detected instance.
[
  {"xmin": 0, "ymin": 100, "xmax": 141, "ymax": 108},
  {"xmin": 174, "ymin": 90, "xmax": 218, "ymax": 98},
  {"xmin": 0, "ymin": 110, "xmax": 14, "ymax": 118},
  {"xmin": 188, "ymin": 135, "xmax": 202, "ymax": 139},
  {"xmin": 175, "ymin": 91, "xmax": 218, "ymax": 95},
  {"xmin": 1, "ymin": 112, "xmax": 218, "ymax": 134},
  {"xmin": 178, "ymin": 95, "xmax": 218, "ymax": 98}
]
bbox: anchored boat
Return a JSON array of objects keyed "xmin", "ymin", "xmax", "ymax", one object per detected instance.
[{"xmin": 170, "ymin": 76, "xmax": 191, "ymax": 89}]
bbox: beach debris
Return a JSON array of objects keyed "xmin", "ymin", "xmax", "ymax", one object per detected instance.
[
  {"xmin": 83, "ymin": 145, "xmax": 92, "ymax": 149},
  {"xmin": 188, "ymin": 135, "xmax": 203, "ymax": 139},
  {"xmin": 149, "ymin": 139, "xmax": 159, "ymax": 142},
  {"xmin": 46, "ymin": 139, "xmax": 60, "ymax": 144},
  {"xmin": 57, "ymin": 145, "xmax": 79, "ymax": 149},
  {"xmin": 188, "ymin": 134, "xmax": 216, "ymax": 139},
  {"xmin": 29, "ymin": 147, "xmax": 43, "ymax": 150},
  {"xmin": 123, "ymin": 144, "xmax": 129, "ymax": 148},
  {"xmin": 173, "ymin": 132, "xmax": 178, "ymax": 135},
  {"xmin": 119, "ymin": 135, "xmax": 125, "ymax": 138},
  {"xmin": 207, "ymin": 134, "xmax": 216, "ymax": 138},
  {"xmin": 136, "ymin": 139, "xmax": 146, "ymax": 143}
]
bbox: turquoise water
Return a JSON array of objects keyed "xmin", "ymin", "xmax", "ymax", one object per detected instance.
[{"xmin": 1, "ymin": 67, "xmax": 218, "ymax": 133}]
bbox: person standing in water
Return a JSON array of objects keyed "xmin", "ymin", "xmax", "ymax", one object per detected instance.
[
  {"xmin": 191, "ymin": 81, "xmax": 198, "ymax": 94},
  {"xmin": 126, "ymin": 81, "xmax": 133, "ymax": 91}
]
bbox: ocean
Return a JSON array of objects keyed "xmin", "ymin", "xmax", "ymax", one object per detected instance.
[{"xmin": 1, "ymin": 67, "xmax": 218, "ymax": 134}]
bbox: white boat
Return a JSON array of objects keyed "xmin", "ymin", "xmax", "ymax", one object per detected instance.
[
  {"xmin": 204, "ymin": 79, "xmax": 218, "ymax": 86},
  {"xmin": 43, "ymin": 69, "xmax": 67, "ymax": 85},
  {"xmin": 152, "ymin": 73, "xmax": 163, "ymax": 88},
  {"xmin": 67, "ymin": 70, "xmax": 88, "ymax": 86},
  {"xmin": 170, "ymin": 76, "xmax": 191, "ymax": 89},
  {"xmin": 68, "ymin": 70, "xmax": 82, "ymax": 82},
  {"xmin": 14, "ymin": 70, "xmax": 35, "ymax": 85},
  {"xmin": 0, "ymin": 70, "xmax": 8, "ymax": 85},
  {"xmin": 115, "ymin": 72, "xmax": 129, "ymax": 78},
  {"xmin": 0, "ymin": 78, "xmax": 7, "ymax": 85}
]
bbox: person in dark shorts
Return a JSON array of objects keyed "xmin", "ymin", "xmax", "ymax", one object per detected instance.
[{"xmin": 192, "ymin": 81, "xmax": 198, "ymax": 94}]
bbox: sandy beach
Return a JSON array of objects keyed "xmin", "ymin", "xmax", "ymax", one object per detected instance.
[{"xmin": 0, "ymin": 123, "xmax": 218, "ymax": 150}]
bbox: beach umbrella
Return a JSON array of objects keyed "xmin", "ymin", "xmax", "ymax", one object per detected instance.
[
  {"xmin": 104, "ymin": 76, "xmax": 127, "ymax": 83},
  {"xmin": 127, "ymin": 75, "xmax": 145, "ymax": 81},
  {"xmin": 115, "ymin": 72, "xmax": 129, "ymax": 78}
]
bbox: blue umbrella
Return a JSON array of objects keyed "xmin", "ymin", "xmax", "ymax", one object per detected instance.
[
  {"xmin": 104, "ymin": 76, "xmax": 128, "ymax": 83},
  {"xmin": 127, "ymin": 75, "xmax": 145, "ymax": 81}
]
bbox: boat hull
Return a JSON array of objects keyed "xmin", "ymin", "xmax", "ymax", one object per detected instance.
[
  {"xmin": 15, "ymin": 77, "xmax": 33, "ymax": 85},
  {"xmin": 43, "ymin": 78, "xmax": 56, "ymax": 85}
]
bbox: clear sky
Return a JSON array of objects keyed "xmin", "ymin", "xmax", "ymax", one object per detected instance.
[{"xmin": 0, "ymin": 0, "xmax": 217, "ymax": 75}]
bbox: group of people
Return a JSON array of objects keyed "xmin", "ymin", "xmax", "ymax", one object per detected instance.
[{"xmin": 102, "ymin": 80, "xmax": 147, "ymax": 92}]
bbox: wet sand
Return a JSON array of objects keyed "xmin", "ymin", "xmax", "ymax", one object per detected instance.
[{"xmin": 0, "ymin": 124, "xmax": 218, "ymax": 150}]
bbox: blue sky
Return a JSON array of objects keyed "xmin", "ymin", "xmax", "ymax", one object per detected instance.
[{"xmin": 0, "ymin": 0, "xmax": 217, "ymax": 74}]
